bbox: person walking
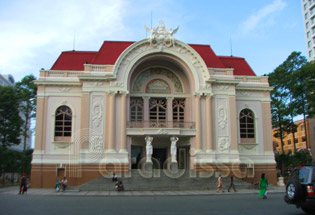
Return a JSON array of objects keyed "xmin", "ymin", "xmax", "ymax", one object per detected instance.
[
  {"xmin": 18, "ymin": 173, "xmax": 27, "ymax": 195},
  {"xmin": 216, "ymin": 174, "xmax": 224, "ymax": 193},
  {"xmin": 259, "ymin": 173, "xmax": 268, "ymax": 199},
  {"xmin": 228, "ymin": 173, "xmax": 237, "ymax": 192}
]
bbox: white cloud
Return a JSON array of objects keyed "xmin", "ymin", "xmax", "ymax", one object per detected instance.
[{"xmin": 238, "ymin": 0, "xmax": 287, "ymax": 35}]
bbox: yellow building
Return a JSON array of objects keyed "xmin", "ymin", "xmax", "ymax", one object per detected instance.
[{"xmin": 273, "ymin": 119, "xmax": 311, "ymax": 154}]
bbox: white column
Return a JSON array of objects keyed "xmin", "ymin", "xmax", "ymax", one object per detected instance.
[
  {"xmin": 195, "ymin": 94, "xmax": 201, "ymax": 152},
  {"xmin": 205, "ymin": 94, "xmax": 213, "ymax": 152},
  {"xmin": 107, "ymin": 91, "xmax": 116, "ymax": 152},
  {"xmin": 119, "ymin": 92, "xmax": 127, "ymax": 153},
  {"xmin": 167, "ymin": 97, "xmax": 174, "ymax": 128},
  {"xmin": 143, "ymin": 96, "xmax": 150, "ymax": 128}
]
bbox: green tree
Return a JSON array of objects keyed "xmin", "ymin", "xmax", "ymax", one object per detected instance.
[
  {"xmin": 269, "ymin": 52, "xmax": 309, "ymax": 153},
  {"xmin": 301, "ymin": 62, "xmax": 315, "ymax": 118},
  {"xmin": 0, "ymin": 86, "xmax": 23, "ymax": 148},
  {"xmin": 15, "ymin": 74, "xmax": 37, "ymax": 151}
]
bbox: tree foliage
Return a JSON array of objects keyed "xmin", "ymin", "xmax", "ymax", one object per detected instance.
[
  {"xmin": 15, "ymin": 74, "xmax": 37, "ymax": 151},
  {"xmin": 0, "ymin": 86, "xmax": 23, "ymax": 148},
  {"xmin": 268, "ymin": 51, "xmax": 313, "ymax": 152}
]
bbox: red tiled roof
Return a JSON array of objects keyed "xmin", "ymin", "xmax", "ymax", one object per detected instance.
[
  {"xmin": 189, "ymin": 44, "xmax": 226, "ymax": 68},
  {"xmin": 92, "ymin": 41, "xmax": 134, "ymax": 65},
  {"xmin": 50, "ymin": 41, "xmax": 256, "ymax": 77},
  {"xmin": 51, "ymin": 51, "xmax": 97, "ymax": 71},
  {"xmin": 218, "ymin": 56, "xmax": 256, "ymax": 76}
]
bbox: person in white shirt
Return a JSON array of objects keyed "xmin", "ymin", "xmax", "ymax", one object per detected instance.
[{"xmin": 61, "ymin": 177, "xmax": 68, "ymax": 191}]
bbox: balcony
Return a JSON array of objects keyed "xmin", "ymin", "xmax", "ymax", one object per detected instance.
[{"xmin": 127, "ymin": 121, "xmax": 196, "ymax": 129}]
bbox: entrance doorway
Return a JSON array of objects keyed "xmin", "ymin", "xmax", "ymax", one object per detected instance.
[
  {"xmin": 131, "ymin": 145, "xmax": 142, "ymax": 169},
  {"xmin": 152, "ymin": 148, "xmax": 167, "ymax": 169}
]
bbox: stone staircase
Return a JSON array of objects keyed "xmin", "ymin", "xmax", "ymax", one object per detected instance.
[{"xmin": 76, "ymin": 170, "xmax": 255, "ymax": 191}]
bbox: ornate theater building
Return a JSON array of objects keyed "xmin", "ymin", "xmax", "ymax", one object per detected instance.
[{"xmin": 31, "ymin": 22, "xmax": 277, "ymax": 188}]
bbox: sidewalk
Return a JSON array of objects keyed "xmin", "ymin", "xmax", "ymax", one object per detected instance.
[{"xmin": 0, "ymin": 186, "xmax": 285, "ymax": 196}]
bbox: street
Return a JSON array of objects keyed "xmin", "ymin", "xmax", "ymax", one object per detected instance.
[{"xmin": 0, "ymin": 193, "xmax": 304, "ymax": 215}]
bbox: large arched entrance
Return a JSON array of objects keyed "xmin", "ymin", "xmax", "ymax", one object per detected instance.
[{"xmin": 127, "ymin": 53, "xmax": 195, "ymax": 170}]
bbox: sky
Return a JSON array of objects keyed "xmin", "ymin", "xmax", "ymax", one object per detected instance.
[{"xmin": 0, "ymin": 0, "xmax": 307, "ymax": 82}]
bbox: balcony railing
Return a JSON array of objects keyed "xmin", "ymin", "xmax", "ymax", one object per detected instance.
[{"xmin": 127, "ymin": 121, "xmax": 196, "ymax": 129}]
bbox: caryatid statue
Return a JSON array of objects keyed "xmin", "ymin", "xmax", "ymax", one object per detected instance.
[
  {"xmin": 170, "ymin": 136, "xmax": 179, "ymax": 163},
  {"xmin": 145, "ymin": 136, "xmax": 153, "ymax": 163}
]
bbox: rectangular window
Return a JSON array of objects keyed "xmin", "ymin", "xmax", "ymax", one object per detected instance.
[
  {"xmin": 304, "ymin": 3, "xmax": 308, "ymax": 10},
  {"xmin": 306, "ymin": 12, "xmax": 309, "ymax": 19},
  {"xmin": 307, "ymin": 22, "xmax": 310, "ymax": 29},
  {"xmin": 307, "ymin": 31, "xmax": 311, "ymax": 38},
  {"xmin": 149, "ymin": 98, "xmax": 167, "ymax": 127},
  {"xmin": 309, "ymin": 50, "xmax": 313, "ymax": 57},
  {"xmin": 130, "ymin": 97, "xmax": 143, "ymax": 122},
  {"xmin": 308, "ymin": 40, "xmax": 312, "ymax": 48},
  {"xmin": 288, "ymin": 139, "xmax": 292, "ymax": 145},
  {"xmin": 302, "ymin": 137, "xmax": 306, "ymax": 142},
  {"xmin": 173, "ymin": 98, "xmax": 185, "ymax": 128},
  {"xmin": 295, "ymin": 138, "xmax": 298, "ymax": 144},
  {"xmin": 301, "ymin": 125, "xmax": 305, "ymax": 131}
]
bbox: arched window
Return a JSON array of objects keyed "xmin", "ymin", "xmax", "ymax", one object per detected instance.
[
  {"xmin": 239, "ymin": 109, "xmax": 255, "ymax": 142},
  {"xmin": 55, "ymin": 105, "xmax": 72, "ymax": 141}
]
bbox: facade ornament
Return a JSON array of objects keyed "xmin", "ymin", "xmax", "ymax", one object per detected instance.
[
  {"xmin": 145, "ymin": 21, "xmax": 179, "ymax": 47},
  {"xmin": 218, "ymin": 105, "xmax": 227, "ymax": 129},
  {"xmin": 170, "ymin": 136, "xmax": 179, "ymax": 163},
  {"xmin": 89, "ymin": 135, "xmax": 103, "ymax": 153},
  {"xmin": 157, "ymin": 128, "xmax": 168, "ymax": 135},
  {"xmin": 218, "ymin": 137, "xmax": 230, "ymax": 153},
  {"xmin": 145, "ymin": 136, "xmax": 153, "ymax": 163},
  {"xmin": 92, "ymin": 101, "xmax": 102, "ymax": 128},
  {"xmin": 58, "ymin": 87, "xmax": 71, "ymax": 92}
]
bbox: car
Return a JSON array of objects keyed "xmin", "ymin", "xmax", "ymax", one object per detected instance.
[{"xmin": 284, "ymin": 165, "xmax": 315, "ymax": 214}]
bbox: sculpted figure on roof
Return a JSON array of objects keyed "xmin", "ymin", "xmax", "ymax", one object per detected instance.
[{"xmin": 145, "ymin": 21, "xmax": 179, "ymax": 47}]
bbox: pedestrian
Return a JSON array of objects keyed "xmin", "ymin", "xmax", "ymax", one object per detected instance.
[
  {"xmin": 228, "ymin": 173, "xmax": 237, "ymax": 192},
  {"xmin": 259, "ymin": 173, "xmax": 268, "ymax": 199},
  {"xmin": 216, "ymin": 174, "xmax": 224, "ymax": 192},
  {"xmin": 61, "ymin": 177, "xmax": 68, "ymax": 191},
  {"xmin": 112, "ymin": 173, "xmax": 118, "ymax": 182},
  {"xmin": 18, "ymin": 173, "xmax": 27, "ymax": 195}
]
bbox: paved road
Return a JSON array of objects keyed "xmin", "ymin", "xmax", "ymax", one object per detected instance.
[{"xmin": 0, "ymin": 193, "xmax": 305, "ymax": 215}]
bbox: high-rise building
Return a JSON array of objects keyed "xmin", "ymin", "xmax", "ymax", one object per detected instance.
[{"xmin": 302, "ymin": 0, "xmax": 315, "ymax": 61}]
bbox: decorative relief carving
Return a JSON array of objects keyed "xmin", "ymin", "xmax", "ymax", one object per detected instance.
[
  {"xmin": 218, "ymin": 105, "xmax": 227, "ymax": 129},
  {"xmin": 110, "ymin": 81, "xmax": 123, "ymax": 87},
  {"xmin": 145, "ymin": 21, "xmax": 179, "ymax": 47},
  {"xmin": 214, "ymin": 85, "xmax": 230, "ymax": 91},
  {"xmin": 157, "ymin": 128, "xmax": 168, "ymax": 135},
  {"xmin": 89, "ymin": 135, "xmax": 103, "ymax": 152},
  {"xmin": 240, "ymin": 92, "xmax": 252, "ymax": 97},
  {"xmin": 116, "ymin": 23, "xmax": 209, "ymax": 86},
  {"xmin": 92, "ymin": 101, "xmax": 103, "ymax": 128},
  {"xmin": 218, "ymin": 137, "xmax": 230, "ymax": 153},
  {"xmin": 239, "ymin": 144, "xmax": 257, "ymax": 154},
  {"xmin": 58, "ymin": 87, "xmax": 71, "ymax": 92},
  {"xmin": 132, "ymin": 68, "xmax": 183, "ymax": 93},
  {"xmin": 89, "ymin": 82, "xmax": 105, "ymax": 87}
]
